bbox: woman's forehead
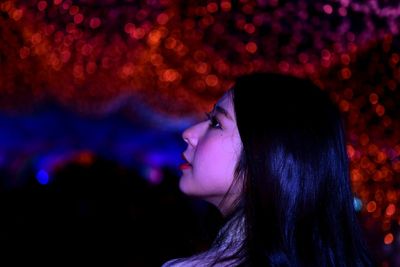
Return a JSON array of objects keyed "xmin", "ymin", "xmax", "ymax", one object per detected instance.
[
  {"xmin": 216, "ymin": 90, "xmax": 233, "ymax": 108},
  {"xmin": 214, "ymin": 90, "xmax": 236, "ymax": 123}
]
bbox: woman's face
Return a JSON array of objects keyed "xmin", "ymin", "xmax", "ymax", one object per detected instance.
[{"xmin": 180, "ymin": 90, "xmax": 243, "ymax": 214}]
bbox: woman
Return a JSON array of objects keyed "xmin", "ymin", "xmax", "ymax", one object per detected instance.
[{"xmin": 162, "ymin": 73, "xmax": 375, "ymax": 267}]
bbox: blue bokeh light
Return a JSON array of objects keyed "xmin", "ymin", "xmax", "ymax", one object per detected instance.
[{"xmin": 36, "ymin": 170, "xmax": 49, "ymax": 185}]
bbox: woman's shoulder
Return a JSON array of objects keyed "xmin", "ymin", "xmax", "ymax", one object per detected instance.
[
  {"xmin": 161, "ymin": 254, "xmax": 212, "ymax": 267},
  {"xmin": 161, "ymin": 258, "xmax": 185, "ymax": 267},
  {"xmin": 162, "ymin": 213, "xmax": 245, "ymax": 267},
  {"xmin": 160, "ymin": 244, "xmax": 238, "ymax": 267}
]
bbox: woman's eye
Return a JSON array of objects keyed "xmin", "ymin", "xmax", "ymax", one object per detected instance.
[{"xmin": 204, "ymin": 112, "xmax": 222, "ymax": 129}]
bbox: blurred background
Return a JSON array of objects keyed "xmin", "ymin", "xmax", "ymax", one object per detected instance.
[{"xmin": 0, "ymin": 0, "xmax": 400, "ymax": 266}]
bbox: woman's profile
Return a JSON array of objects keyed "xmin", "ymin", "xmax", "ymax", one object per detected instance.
[{"xmin": 162, "ymin": 73, "xmax": 375, "ymax": 267}]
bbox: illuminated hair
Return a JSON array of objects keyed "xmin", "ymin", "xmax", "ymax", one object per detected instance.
[{"xmin": 215, "ymin": 72, "xmax": 375, "ymax": 266}]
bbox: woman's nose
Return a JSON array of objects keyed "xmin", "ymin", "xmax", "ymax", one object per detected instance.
[
  {"xmin": 182, "ymin": 122, "xmax": 203, "ymax": 147},
  {"xmin": 182, "ymin": 126, "xmax": 196, "ymax": 147}
]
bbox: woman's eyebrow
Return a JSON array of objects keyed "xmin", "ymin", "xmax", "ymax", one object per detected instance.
[{"xmin": 213, "ymin": 105, "xmax": 233, "ymax": 121}]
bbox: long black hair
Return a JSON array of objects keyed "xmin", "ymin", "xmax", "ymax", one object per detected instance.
[{"xmin": 212, "ymin": 73, "xmax": 375, "ymax": 267}]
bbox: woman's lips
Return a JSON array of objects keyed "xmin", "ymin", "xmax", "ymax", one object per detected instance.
[
  {"xmin": 179, "ymin": 162, "xmax": 192, "ymax": 170},
  {"xmin": 180, "ymin": 153, "xmax": 192, "ymax": 170}
]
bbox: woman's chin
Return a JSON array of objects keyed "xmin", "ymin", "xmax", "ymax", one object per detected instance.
[{"xmin": 178, "ymin": 176, "xmax": 192, "ymax": 195}]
